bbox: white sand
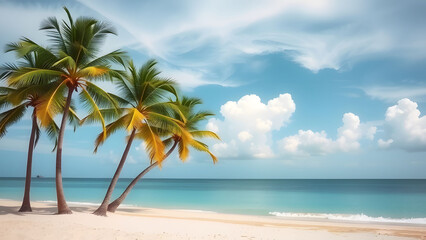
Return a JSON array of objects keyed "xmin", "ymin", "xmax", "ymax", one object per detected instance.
[{"xmin": 0, "ymin": 200, "xmax": 425, "ymax": 240}]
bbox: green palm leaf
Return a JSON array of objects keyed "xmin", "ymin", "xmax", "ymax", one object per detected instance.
[
  {"xmin": 0, "ymin": 104, "xmax": 27, "ymax": 137},
  {"xmin": 190, "ymin": 130, "xmax": 220, "ymax": 140}
]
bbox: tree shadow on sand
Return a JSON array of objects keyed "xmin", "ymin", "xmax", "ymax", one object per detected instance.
[{"xmin": 0, "ymin": 203, "xmax": 95, "ymax": 216}]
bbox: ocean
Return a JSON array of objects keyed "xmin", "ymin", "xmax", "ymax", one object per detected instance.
[{"xmin": 1, "ymin": 178, "xmax": 426, "ymax": 224}]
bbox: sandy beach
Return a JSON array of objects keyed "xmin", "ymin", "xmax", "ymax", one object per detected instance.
[{"xmin": 0, "ymin": 200, "xmax": 425, "ymax": 240}]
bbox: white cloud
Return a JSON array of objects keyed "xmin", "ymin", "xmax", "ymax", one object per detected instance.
[
  {"xmin": 378, "ymin": 139, "xmax": 393, "ymax": 149},
  {"xmin": 238, "ymin": 131, "xmax": 253, "ymax": 142},
  {"xmin": 2, "ymin": 1, "xmax": 426, "ymax": 89},
  {"xmin": 208, "ymin": 93, "xmax": 295, "ymax": 159},
  {"xmin": 379, "ymin": 98, "xmax": 426, "ymax": 151},
  {"xmin": 280, "ymin": 130, "xmax": 334, "ymax": 156},
  {"xmin": 362, "ymin": 86, "xmax": 426, "ymax": 103},
  {"xmin": 74, "ymin": 0, "xmax": 426, "ymax": 84},
  {"xmin": 279, "ymin": 113, "xmax": 376, "ymax": 156}
]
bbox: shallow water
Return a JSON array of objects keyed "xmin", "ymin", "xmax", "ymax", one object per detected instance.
[{"xmin": 1, "ymin": 178, "xmax": 425, "ymax": 223}]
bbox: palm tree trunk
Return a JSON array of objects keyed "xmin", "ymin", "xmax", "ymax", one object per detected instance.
[
  {"xmin": 18, "ymin": 111, "xmax": 37, "ymax": 212},
  {"xmin": 107, "ymin": 140, "xmax": 178, "ymax": 213},
  {"xmin": 93, "ymin": 128, "xmax": 137, "ymax": 216},
  {"xmin": 56, "ymin": 87, "xmax": 73, "ymax": 214}
]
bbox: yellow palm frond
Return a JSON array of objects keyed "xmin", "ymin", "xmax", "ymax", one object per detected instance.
[
  {"xmin": 189, "ymin": 139, "xmax": 218, "ymax": 163},
  {"xmin": 78, "ymin": 66, "xmax": 109, "ymax": 77},
  {"xmin": 35, "ymin": 81, "xmax": 67, "ymax": 126},
  {"xmin": 178, "ymin": 140, "xmax": 190, "ymax": 162},
  {"xmin": 137, "ymin": 123, "xmax": 165, "ymax": 164},
  {"xmin": 126, "ymin": 108, "xmax": 145, "ymax": 132}
]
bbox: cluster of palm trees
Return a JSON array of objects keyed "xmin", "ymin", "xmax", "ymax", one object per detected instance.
[{"xmin": 0, "ymin": 7, "xmax": 219, "ymax": 216}]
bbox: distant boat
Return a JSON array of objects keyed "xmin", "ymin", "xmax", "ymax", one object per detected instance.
[{"xmin": 36, "ymin": 175, "xmax": 44, "ymax": 178}]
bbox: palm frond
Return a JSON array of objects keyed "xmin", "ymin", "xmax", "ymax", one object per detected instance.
[
  {"xmin": 115, "ymin": 75, "xmax": 137, "ymax": 104},
  {"xmin": 78, "ymin": 66, "xmax": 110, "ymax": 78},
  {"xmin": 84, "ymin": 81, "xmax": 119, "ymax": 110},
  {"xmin": 40, "ymin": 16, "xmax": 68, "ymax": 53},
  {"xmin": 45, "ymin": 120, "xmax": 60, "ymax": 151},
  {"xmin": 178, "ymin": 139, "xmax": 190, "ymax": 162},
  {"xmin": 0, "ymin": 104, "xmax": 27, "ymax": 138},
  {"xmin": 189, "ymin": 139, "xmax": 218, "ymax": 163},
  {"xmin": 162, "ymin": 137, "xmax": 174, "ymax": 148},
  {"xmin": 34, "ymin": 117, "xmax": 41, "ymax": 147},
  {"xmin": 137, "ymin": 123, "xmax": 165, "ymax": 164},
  {"xmin": 85, "ymin": 50, "xmax": 127, "ymax": 67},
  {"xmin": 93, "ymin": 114, "xmax": 129, "ymax": 152},
  {"xmin": 147, "ymin": 111, "xmax": 185, "ymax": 135},
  {"xmin": 190, "ymin": 130, "xmax": 220, "ymax": 140},
  {"xmin": 7, "ymin": 68, "xmax": 62, "ymax": 87},
  {"xmin": 52, "ymin": 54, "xmax": 76, "ymax": 69},
  {"xmin": 80, "ymin": 108, "xmax": 120, "ymax": 126},
  {"xmin": 35, "ymin": 81, "xmax": 67, "ymax": 126},
  {"xmin": 126, "ymin": 108, "xmax": 145, "ymax": 131},
  {"xmin": 109, "ymin": 93, "xmax": 132, "ymax": 107},
  {"xmin": 68, "ymin": 105, "xmax": 80, "ymax": 131},
  {"xmin": 79, "ymin": 87, "xmax": 106, "ymax": 139},
  {"xmin": 0, "ymin": 63, "xmax": 19, "ymax": 80}
]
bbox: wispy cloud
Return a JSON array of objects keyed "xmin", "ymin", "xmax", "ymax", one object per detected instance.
[
  {"xmin": 362, "ymin": 86, "xmax": 426, "ymax": 103},
  {"xmin": 75, "ymin": 0, "xmax": 426, "ymax": 87},
  {"xmin": 2, "ymin": 1, "xmax": 426, "ymax": 89}
]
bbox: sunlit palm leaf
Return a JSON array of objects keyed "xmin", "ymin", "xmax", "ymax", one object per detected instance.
[
  {"xmin": 190, "ymin": 130, "xmax": 220, "ymax": 140},
  {"xmin": 35, "ymin": 81, "xmax": 67, "ymax": 126},
  {"xmin": 78, "ymin": 66, "xmax": 110, "ymax": 78},
  {"xmin": 178, "ymin": 140, "xmax": 190, "ymax": 162},
  {"xmin": 189, "ymin": 139, "xmax": 218, "ymax": 163},
  {"xmin": 126, "ymin": 108, "xmax": 145, "ymax": 131},
  {"xmin": 137, "ymin": 123, "xmax": 165, "ymax": 164}
]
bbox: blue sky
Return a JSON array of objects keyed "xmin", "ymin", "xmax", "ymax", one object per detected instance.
[{"xmin": 1, "ymin": 0, "xmax": 426, "ymax": 178}]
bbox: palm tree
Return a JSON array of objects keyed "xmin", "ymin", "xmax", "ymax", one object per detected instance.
[
  {"xmin": 107, "ymin": 96, "xmax": 219, "ymax": 212},
  {"xmin": 5, "ymin": 7, "xmax": 126, "ymax": 214},
  {"xmin": 1, "ymin": 52, "xmax": 80, "ymax": 212},
  {"xmin": 0, "ymin": 86, "xmax": 56, "ymax": 212},
  {"xmin": 87, "ymin": 59, "xmax": 180, "ymax": 216}
]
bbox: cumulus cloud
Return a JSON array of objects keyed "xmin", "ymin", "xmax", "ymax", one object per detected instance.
[
  {"xmin": 378, "ymin": 98, "xmax": 426, "ymax": 151},
  {"xmin": 378, "ymin": 139, "xmax": 393, "ymax": 149},
  {"xmin": 279, "ymin": 113, "xmax": 376, "ymax": 156},
  {"xmin": 207, "ymin": 93, "xmax": 296, "ymax": 159}
]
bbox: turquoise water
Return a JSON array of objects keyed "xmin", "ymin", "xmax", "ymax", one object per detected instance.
[{"xmin": 1, "ymin": 178, "xmax": 426, "ymax": 222}]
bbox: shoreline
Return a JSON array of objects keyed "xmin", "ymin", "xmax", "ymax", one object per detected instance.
[
  {"xmin": 1, "ymin": 199, "xmax": 425, "ymax": 239},
  {"xmin": 4, "ymin": 198, "xmax": 425, "ymax": 225}
]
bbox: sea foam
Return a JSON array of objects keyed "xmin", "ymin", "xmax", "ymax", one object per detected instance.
[{"xmin": 269, "ymin": 212, "xmax": 426, "ymax": 224}]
